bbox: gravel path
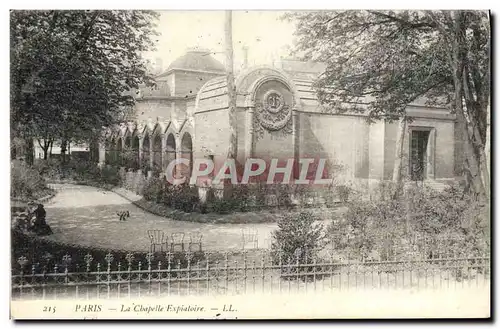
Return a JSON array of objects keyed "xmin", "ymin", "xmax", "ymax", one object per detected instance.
[{"xmin": 42, "ymin": 184, "xmax": 280, "ymax": 251}]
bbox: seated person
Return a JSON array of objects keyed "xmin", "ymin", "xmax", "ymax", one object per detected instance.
[{"xmin": 30, "ymin": 204, "xmax": 53, "ymax": 236}]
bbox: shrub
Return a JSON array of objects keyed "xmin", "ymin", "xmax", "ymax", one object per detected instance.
[
  {"xmin": 11, "ymin": 160, "xmax": 48, "ymax": 201},
  {"xmin": 33, "ymin": 158, "xmax": 65, "ymax": 180},
  {"xmin": 271, "ymin": 211, "xmax": 326, "ymax": 267},
  {"xmin": 335, "ymin": 185, "xmax": 352, "ymax": 203},
  {"xmin": 327, "ymin": 183, "xmax": 490, "ymax": 261},
  {"xmin": 65, "ymin": 160, "xmax": 100, "ymax": 182},
  {"xmin": 206, "ymin": 198, "xmax": 235, "ymax": 214},
  {"xmin": 202, "ymin": 185, "xmax": 253, "ymax": 214},
  {"xmin": 142, "ymin": 179, "xmax": 200, "ymax": 213},
  {"xmin": 170, "ymin": 184, "xmax": 200, "ymax": 213},
  {"xmin": 100, "ymin": 166, "xmax": 122, "ymax": 186},
  {"xmin": 142, "ymin": 177, "xmax": 164, "ymax": 202}
]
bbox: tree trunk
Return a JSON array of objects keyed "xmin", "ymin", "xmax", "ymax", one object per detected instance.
[
  {"xmin": 462, "ymin": 67, "xmax": 490, "ymax": 200},
  {"xmin": 60, "ymin": 139, "xmax": 67, "ymax": 164},
  {"xmin": 37, "ymin": 138, "xmax": 51, "ymax": 160},
  {"xmin": 452, "ymin": 72, "xmax": 486, "ymax": 202},
  {"xmin": 476, "ymin": 127, "xmax": 490, "ymax": 199},
  {"xmin": 392, "ymin": 116, "xmax": 407, "ymax": 198},
  {"xmin": 449, "ymin": 11, "xmax": 487, "ymax": 202},
  {"xmin": 457, "ymin": 109, "xmax": 486, "ymax": 201},
  {"xmin": 24, "ymin": 137, "xmax": 34, "ymax": 165},
  {"xmin": 225, "ymin": 10, "xmax": 237, "ymax": 160},
  {"xmin": 224, "ymin": 10, "xmax": 237, "ymax": 198},
  {"xmin": 484, "ymin": 102, "xmax": 490, "ymax": 179}
]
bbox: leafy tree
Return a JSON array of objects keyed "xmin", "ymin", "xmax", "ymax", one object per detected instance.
[
  {"xmin": 285, "ymin": 10, "xmax": 490, "ymax": 202},
  {"xmin": 10, "ymin": 10, "xmax": 160, "ymax": 161}
]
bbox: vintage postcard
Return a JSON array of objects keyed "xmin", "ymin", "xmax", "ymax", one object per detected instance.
[{"xmin": 9, "ymin": 9, "xmax": 491, "ymax": 320}]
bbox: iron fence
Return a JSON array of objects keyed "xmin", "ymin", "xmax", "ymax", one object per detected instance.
[{"xmin": 12, "ymin": 250, "xmax": 490, "ymax": 300}]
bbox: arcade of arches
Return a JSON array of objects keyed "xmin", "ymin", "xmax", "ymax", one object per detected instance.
[{"xmin": 104, "ymin": 128, "xmax": 193, "ymax": 180}]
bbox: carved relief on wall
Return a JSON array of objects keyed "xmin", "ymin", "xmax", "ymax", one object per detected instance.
[{"xmin": 254, "ymin": 90, "xmax": 293, "ymax": 140}]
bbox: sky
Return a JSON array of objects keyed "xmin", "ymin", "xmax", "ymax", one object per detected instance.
[{"xmin": 144, "ymin": 11, "xmax": 297, "ymax": 72}]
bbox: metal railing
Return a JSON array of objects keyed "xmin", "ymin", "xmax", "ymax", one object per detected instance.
[{"xmin": 12, "ymin": 250, "xmax": 490, "ymax": 300}]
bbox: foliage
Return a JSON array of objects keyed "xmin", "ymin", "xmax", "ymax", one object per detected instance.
[
  {"xmin": 201, "ymin": 184, "xmax": 304, "ymax": 214},
  {"xmin": 271, "ymin": 211, "xmax": 326, "ymax": 267},
  {"xmin": 285, "ymin": 10, "xmax": 490, "ymax": 199},
  {"xmin": 335, "ymin": 185, "xmax": 352, "ymax": 203},
  {"xmin": 142, "ymin": 177, "xmax": 164, "ymax": 202},
  {"xmin": 327, "ymin": 184, "xmax": 490, "ymax": 260},
  {"xmin": 11, "ymin": 160, "xmax": 48, "ymax": 200},
  {"xmin": 170, "ymin": 184, "xmax": 200, "ymax": 213},
  {"xmin": 11, "ymin": 10, "xmax": 160, "ymax": 147},
  {"xmin": 142, "ymin": 178, "xmax": 200, "ymax": 213},
  {"xmin": 122, "ymin": 150, "xmax": 139, "ymax": 170},
  {"xmin": 32, "ymin": 158, "xmax": 119, "ymax": 185},
  {"xmin": 99, "ymin": 166, "xmax": 122, "ymax": 186}
]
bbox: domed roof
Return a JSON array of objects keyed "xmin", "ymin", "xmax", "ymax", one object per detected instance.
[{"xmin": 166, "ymin": 48, "xmax": 225, "ymax": 73}]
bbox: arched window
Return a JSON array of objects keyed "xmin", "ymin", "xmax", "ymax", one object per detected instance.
[
  {"xmin": 132, "ymin": 135, "xmax": 140, "ymax": 170},
  {"xmin": 142, "ymin": 133, "xmax": 151, "ymax": 172},
  {"xmin": 124, "ymin": 136, "xmax": 132, "ymax": 168},
  {"xmin": 165, "ymin": 133, "xmax": 177, "ymax": 176},
  {"xmin": 152, "ymin": 134, "xmax": 162, "ymax": 173},
  {"xmin": 181, "ymin": 133, "xmax": 193, "ymax": 182},
  {"xmin": 116, "ymin": 138, "xmax": 123, "ymax": 166}
]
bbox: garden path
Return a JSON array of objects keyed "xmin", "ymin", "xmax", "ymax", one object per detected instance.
[{"xmin": 41, "ymin": 183, "xmax": 325, "ymax": 252}]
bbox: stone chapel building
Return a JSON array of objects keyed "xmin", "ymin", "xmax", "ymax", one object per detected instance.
[{"xmin": 98, "ymin": 48, "xmax": 462, "ymax": 192}]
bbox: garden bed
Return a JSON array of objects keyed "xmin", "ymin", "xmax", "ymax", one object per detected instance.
[
  {"xmin": 11, "ymin": 188, "xmax": 56, "ymax": 205},
  {"xmin": 131, "ymin": 197, "xmax": 278, "ymax": 224},
  {"xmin": 54, "ymin": 179, "xmax": 339, "ymax": 224}
]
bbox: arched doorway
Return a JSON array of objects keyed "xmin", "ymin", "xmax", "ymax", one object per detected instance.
[
  {"xmin": 110, "ymin": 138, "xmax": 117, "ymax": 165},
  {"xmin": 165, "ymin": 133, "xmax": 176, "ymax": 173},
  {"xmin": 105, "ymin": 138, "xmax": 112, "ymax": 165},
  {"xmin": 116, "ymin": 138, "xmax": 123, "ymax": 166},
  {"xmin": 152, "ymin": 134, "xmax": 162, "ymax": 173},
  {"xmin": 181, "ymin": 133, "xmax": 193, "ymax": 181},
  {"xmin": 132, "ymin": 135, "xmax": 140, "ymax": 170},
  {"xmin": 142, "ymin": 133, "xmax": 150, "ymax": 172},
  {"xmin": 124, "ymin": 136, "xmax": 132, "ymax": 168}
]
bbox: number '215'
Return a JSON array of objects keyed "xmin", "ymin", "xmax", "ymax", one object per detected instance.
[{"xmin": 43, "ymin": 306, "xmax": 56, "ymax": 313}]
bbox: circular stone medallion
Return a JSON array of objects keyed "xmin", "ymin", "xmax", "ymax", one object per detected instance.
[{"xmin": 263, "ymin": 90, "xmax": 284, "ymax": 114}]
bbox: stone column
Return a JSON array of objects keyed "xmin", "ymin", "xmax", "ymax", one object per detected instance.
[
  {"xmin": 149, "ymin": 135, "xmax": 154, "ymax": 170},
  {"xmin": 138, "ymin": 135, "xmax": 143, "ymax": 168},
  {"xmin": 161, "ymin": 134, "xmax": 167, "ymax": 172},
  {"xmin": 175, "ymin": 134, "xmax": 182, "ymax": 179},
  {"xmin": 121, "ymin": 138, "xmax": 126, "ymax": 167},
  {"xmin": 245, "ymin": 106, "xmax": 255, "ymax": 160},
  {"xmin": 98, "ymin": 141, "xmax": 106, "ymax": 167}
]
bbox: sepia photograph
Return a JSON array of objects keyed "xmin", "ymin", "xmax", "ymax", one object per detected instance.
[{"xmin": 8, "ymin": 8, "xmax": 491, "ymax": 320}]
